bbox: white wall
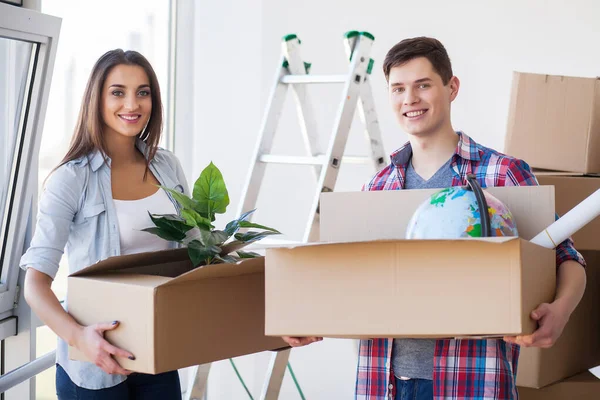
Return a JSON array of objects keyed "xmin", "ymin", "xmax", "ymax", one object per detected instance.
[{"xmin": 181, "ymin": 1, "xmax": 600, "ymax": 398}]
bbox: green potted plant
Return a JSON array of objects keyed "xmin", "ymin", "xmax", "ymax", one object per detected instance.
[{"xmin": 143, "ymin": 162, "xmax": 280, "ymax": 266}]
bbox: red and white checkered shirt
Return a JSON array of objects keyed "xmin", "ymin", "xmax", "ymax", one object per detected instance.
[{"xmin": 357, "ymin": 131, "xmax": 586, "ymax": 399}]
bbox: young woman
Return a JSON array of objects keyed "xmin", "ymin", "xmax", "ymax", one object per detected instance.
[{"xmin": 20, "ymin": 49, "xmax": 188, "ymax": 399}]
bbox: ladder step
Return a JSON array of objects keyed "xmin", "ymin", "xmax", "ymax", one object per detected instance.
[
  {"xmin": 280, "ymin": 74, "xmax": 347, "ymax": 84},
  {"xmin": 259, "ymin": 154, "xmax": 373, "ymax": 165}
]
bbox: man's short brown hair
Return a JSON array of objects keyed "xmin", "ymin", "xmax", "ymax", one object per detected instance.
[{"xmin": 383, "ymin": 37, "xmax": 453, "ymax": 84}]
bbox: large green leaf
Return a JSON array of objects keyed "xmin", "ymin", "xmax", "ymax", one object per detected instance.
[
  {"xmin": 199, "ymin": 230, "xmax": 229, "ymax": 247},
  {"xmin": 238, "ymin": 221, "xmax": 280, "ymax": 233},
  {"xmin": 141, "ymin": 227, "xmax": 185, "ymax": 242},
  {"xmin": 223, "ymin": 209, "xmax": 256, "ymax": 236},
  {"xmin": 234, "ymin": 230, "xmax": 280, "ymax": 244},
  {"xmin": 187, "ymin": 240, "xmax": 221, "ymax": 266},
  {"xmin": 147, "ymin": 213, "xmax": 192, "ymax": 241},
  {"xmin": 192, "ymin": 162, "xmax": 230, "ymax": 216},
  {"xmin": 181, "ymin": 209, "xmax": 213, "ymax": 230}
]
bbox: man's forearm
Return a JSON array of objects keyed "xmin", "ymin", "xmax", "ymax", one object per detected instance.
[{"xmin": 553, "ymin": 260, "xmax": 586, "ymax": 318}]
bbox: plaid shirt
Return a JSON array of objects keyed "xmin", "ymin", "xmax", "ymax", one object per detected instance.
[{"xmin": 357, "ymin": 131, "xmax": 586, "ymax": 400}]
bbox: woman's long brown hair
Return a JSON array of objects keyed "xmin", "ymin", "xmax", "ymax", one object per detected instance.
[{"xmin": 56, "ymin": 49, "xmax": 163, "ymax": 174}]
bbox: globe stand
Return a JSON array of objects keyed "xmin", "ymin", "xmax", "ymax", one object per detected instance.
[{"xmin": 464, "ymin": 174, "xmax": 492, "ymax": 237}]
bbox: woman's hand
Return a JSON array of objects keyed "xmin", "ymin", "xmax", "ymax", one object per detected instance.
[
  {"xmin": 73, "ymin": 321, "xmax": 135, "ymax": 375},
  {"xmin": 282, "ymin": 336, "xmax": 323, "ymax": 347}
]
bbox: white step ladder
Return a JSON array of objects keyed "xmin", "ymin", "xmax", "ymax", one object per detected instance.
[
  {"xmin": 184, "ymin": 30, "xmax": 387, "ymax": 400},
  {"xmin": 238, "ymin": 31, "xmax": 386, "ymax": 245}
]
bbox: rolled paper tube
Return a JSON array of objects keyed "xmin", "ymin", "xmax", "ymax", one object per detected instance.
[{"xmin": 530, "ymin": 188, "xmax": 600, "ymax": 249}]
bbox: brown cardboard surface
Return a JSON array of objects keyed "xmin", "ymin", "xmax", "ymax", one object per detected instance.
[
  {"xmin": 265, "ymin": 186, "xmax": 557, "ymax": 338},
  {"xmin": 504, "ymin": 71, "xmax": 600, "ymax": 174},
  {"xmin": 518, "ymin": 371, "xmax": 600, "ymax": 400},
  {"xmin": 319, "ymin": 185, "xmax": 554, "ymax": 242},
  {"xmin": 266, "ymin": 237, "xmax": 555, "ymax": 338},
  {"xmin": 68, "ymin": 252, "xmax": 286, "ymax": 374},
  {"xmin": 535, "ymin": 174, "xmax": 600, "ymax": 250},
  {"xmin": 517, "ymin": 250, "xmax": 600, "ymax": 388}
]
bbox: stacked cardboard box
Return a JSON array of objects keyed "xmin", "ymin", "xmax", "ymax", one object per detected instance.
[
  {"xmin": 504, "ymin": 71, "xmax": 600, "ymax": 395},
  {"xmin": 518, "ymin": 371, "xmax": 600, "ymax": 400},
  {"xmin": 516, "ymin": 250, "xmax": 600, "ymax": 389},
  {"xmin": 504, "ymin": 71, "xmax": 600, "ymax": 174}
]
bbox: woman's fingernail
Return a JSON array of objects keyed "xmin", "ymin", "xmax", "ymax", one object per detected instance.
[
  {"xmin": 112, "ymin": 321, "xmax": 119, "ymax": 325},
  {"xmin": 129, "ymin": 356, "xmax": 136, "ymax": 360}
]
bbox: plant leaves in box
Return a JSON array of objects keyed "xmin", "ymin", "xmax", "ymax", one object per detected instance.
[
  {"xmin": 146, "ymin": 213, "xmax": 191, "ymax": 241},
  {"xmin": 145, "ymin": 162, "xmax": 281, "ymax": 266},
  {"xmin": 141, "ymin": 227, "xmax": 185, "ymax": 242},
  {"xmin": 181, "ymin": 209, "xmax": 213, "ymax": 230},
  {"xmin": 187, "ymin": 240, "xmax": 221, "ymax": 266},
  {"xmin": 200, "ymin": 230, "xmax": 229, "ymax": 247}
]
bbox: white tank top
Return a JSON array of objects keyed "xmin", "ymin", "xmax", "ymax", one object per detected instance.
[{"xmin": 113, "ymin": 188, "xmax": 178, "ymax": 255}]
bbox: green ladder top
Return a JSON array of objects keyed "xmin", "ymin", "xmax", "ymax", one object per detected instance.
[{"xmin": 281, "ymin": 31, "xmax": 375, "ymax": 74}]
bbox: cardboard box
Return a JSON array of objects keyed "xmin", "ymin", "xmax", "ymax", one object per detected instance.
[
  {"xmin": 67, "ymin": 249, "xmax": 286, "ymax": 374},
  {"xmin": 265, "ymin": 186, "xmax": 557, "ymax": 338},
  {"xmin": 518, "ymin": 371, "xmax": 600, "ymax": 400},
  {"xmin": 504, "ymin": 71, "xmax": 600, "ymax": 174},
  {"xmin": 535, "ymin": 174, "xmax": 600, "ymax": 250},
  {"xmin": 516, "ymin": 250, "xmax": 600, "ymax": 388}
]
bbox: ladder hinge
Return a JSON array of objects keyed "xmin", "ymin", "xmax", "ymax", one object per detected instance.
[{"xmin": 13, "ymin": 285, "xmax": 20, "ymax": 309}]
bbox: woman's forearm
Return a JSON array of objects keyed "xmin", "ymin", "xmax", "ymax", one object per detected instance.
[{"xmin": 24, "ymin": 268, "xmax": 83, "ymax": 347}]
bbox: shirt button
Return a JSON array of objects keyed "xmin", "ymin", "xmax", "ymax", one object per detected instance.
[{"xmin": 388, "ymin": 384, "xmax": 393, "ymax": 389}]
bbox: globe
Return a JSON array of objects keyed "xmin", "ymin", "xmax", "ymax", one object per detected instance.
[{"xmin": 406, "ymin": 185, "xmax": 519, "ymax": 239}]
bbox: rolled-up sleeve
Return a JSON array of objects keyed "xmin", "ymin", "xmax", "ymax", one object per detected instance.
[{"xmin": 19, "ymin": 163, "xmax": 83, "ymax": 279}]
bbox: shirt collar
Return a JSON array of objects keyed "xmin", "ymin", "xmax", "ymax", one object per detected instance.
[
  {"xmin": 390, "ymin": 131, "xmax": 481, "ymax": 167},
  {"xmin": 88, "ymin": 138, "xmax": 150, "ymax": 172}
]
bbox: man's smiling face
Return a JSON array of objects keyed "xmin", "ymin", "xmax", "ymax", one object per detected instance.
[{"xmin": 388, "ymin": 56, "xmax": 458, "ymax": 138}]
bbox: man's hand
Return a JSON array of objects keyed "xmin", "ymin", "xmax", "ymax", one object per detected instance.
[
  {"xmin": 282, "ymin": 336, "xmax": 323, "ymax": 347},
  {"xmin": 504, "ymin": 301, "xmax": 569, "ymax": 348}
]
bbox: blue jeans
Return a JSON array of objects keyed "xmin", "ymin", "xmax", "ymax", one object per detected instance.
[
  {"xmin": 394, "ymin": 376, "xmax": 433, "ymax": 400},
  {"xmin": 56, "ymin": 364, "xmax": 182, "ymax": 400}
]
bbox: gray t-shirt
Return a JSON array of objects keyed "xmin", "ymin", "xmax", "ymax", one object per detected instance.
[{"xmin": 392, "ymin": 157, "xmax": 454, "ymax": 380}]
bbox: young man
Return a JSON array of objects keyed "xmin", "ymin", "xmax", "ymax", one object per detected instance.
[{"xmin": 283, "ymin": 37, "xmax": 587, "ymax": 400}]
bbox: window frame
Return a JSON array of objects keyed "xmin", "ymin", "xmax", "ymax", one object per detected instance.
[{"xmin": 0, "ymin": 3, "xmax": 61, "ymax": 319}]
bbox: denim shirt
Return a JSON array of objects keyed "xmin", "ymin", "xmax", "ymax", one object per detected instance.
[{"xmin": 19, "ymin": 140, "xmax": 190, "ymax": 390}]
